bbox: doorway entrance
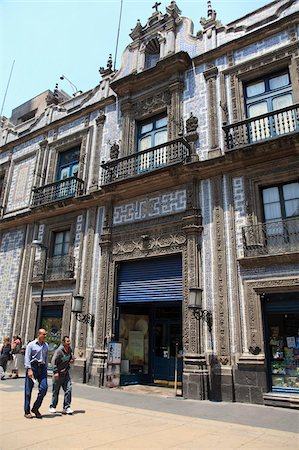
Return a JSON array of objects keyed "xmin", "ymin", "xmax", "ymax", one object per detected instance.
[{"xmin": 117, "ymin": 302, "xmax": 182, "ymax": 386}]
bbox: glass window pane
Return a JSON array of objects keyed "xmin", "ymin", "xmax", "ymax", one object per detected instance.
[
  {"xmin": 246, "ymin": 81, "xmax": 265, "ymax": 98},
  {"xmin": 263, "ymin": 187, "xmax": 279, "ymax": 204},
  {"xmin": 154, "ymin": 130, "xmax": 167, "ymax": 146},
  {"xmin": 285, "ymin": 199, "xmax": 299, "ymax": 218},
  {"xmin": 53, "ymin": 243, "xmax": 63, "ymax": 256},
  {"xmin": 54, "ymin": 232, "xmax": 64, "ymax": 244},
  {"xmin": 60, "ymin": 168, "xmax": 69, "ymax": 180},
  {"xmin": 264, "ymin": 203, "xmax": 282, "ymax": 221},
  {"xmin": 71, "ymin": 164, "xmax": 79, "ymax": 176},
  {"xmin": 269, "ymin": 73, "xmax": 289, "ymax": 90},
  {"xmin": 155, "ymin": 117, "xmax": 167, "ymax": 129},
  {"xmin": 272, "ymin": 94, "xmax": 292, "ymax": 111},
  {"xmin": 282, "ymin": 182, "xmax": 299, "ymax": 201},
  {"xmin": 141, "ymin": 123, "xmax": 153, "ymax": 134},
  {"xmin": 140, "ymin": 136, "xmax": 152, "ymax": 151},
  {"xmin": 248, "ymin": 101, "xmax": 268, "ymax": 118}
]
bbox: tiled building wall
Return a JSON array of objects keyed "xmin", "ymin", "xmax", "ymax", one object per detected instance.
[
  {"xmin": 0, "ymin": 229, "xmax": 24, "ymax": 343},
  {"xmin": 113, "ymin": 189, "xmax": 186, "ymax": 225},
  {"xmin": 6, "ymin": 155, "xmax": 36, "ymax": 212}
]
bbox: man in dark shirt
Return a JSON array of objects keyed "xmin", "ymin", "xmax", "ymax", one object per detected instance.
[
  {"xmin": 49, "ymin": 335, "xmax": 73, "ymax": 414},
  {"xmin": 24, "ymin": 329, "xmax": 48, "ymax": 418}
]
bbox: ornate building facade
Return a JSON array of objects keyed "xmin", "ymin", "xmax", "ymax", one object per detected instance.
[{"xmin": 1, "ymin": 0, "xmax": 298, "ymax": 408}]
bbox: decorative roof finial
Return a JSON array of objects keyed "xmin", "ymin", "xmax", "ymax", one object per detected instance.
[
  {"xmin": 152, "ymin": 1, "xmax": 161, "ymax": 13},
  {"xmin": 207, "ymin": 0, "xmax": 213, "ymax": 18}
]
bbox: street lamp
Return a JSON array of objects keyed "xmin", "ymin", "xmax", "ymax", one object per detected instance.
[
  {"xmin": 72, "ymin": 294, "xmax": 95, "ymax": 328},
  {"xmin": 32, "ymin": 239, "xmax": 48, "ymax": 332},
  {"xmin": 188, "ymin": 287, "xmax": 213, "ymax": 333}
]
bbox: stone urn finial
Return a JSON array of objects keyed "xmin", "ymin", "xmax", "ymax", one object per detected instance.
[
  {"xmin": 186, "ymin": 112, "xmax": 198, "ymax": 133},
  {"xmin": 110, "ymin": 142, "xmax": 119, "ymax": 160}
]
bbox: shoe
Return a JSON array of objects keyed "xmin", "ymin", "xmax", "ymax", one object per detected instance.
[
  {"xmin": 24, "ymin": 413, "xmax": 33, "ymax": 419},
  {"xmin": 1, "ymin": 376, "xmax": 5, "ymax": 380},
  {"xmin": 63, "ymin": 407, "xmax": 73, "ymax": 415},
  {"xmin": 49, "ymin": 406, "xmax": 56, "ymax": 413},
  {"xmin": 31, "ymin": 408, "xmax": 42, "ymax": 418}
]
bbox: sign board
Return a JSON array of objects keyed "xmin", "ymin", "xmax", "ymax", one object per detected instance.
[{"xmin": 107, "ymin": 342, "xmax": 122, "ymax": 365}]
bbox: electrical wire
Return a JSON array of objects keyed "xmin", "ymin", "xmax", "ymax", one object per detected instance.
[{"xmin": 113, "ymin": 0, "xmax": 124, "ymax": 72}]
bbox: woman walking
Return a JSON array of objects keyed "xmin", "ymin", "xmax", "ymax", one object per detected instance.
[{"xmin": 0, "ymin": 337, "xmax": 12, "ymax": 380}]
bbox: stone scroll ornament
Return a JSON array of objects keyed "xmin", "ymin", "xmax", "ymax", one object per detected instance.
[{"xmin": 110, "ymin": 143, "xmax": 119, "ymax": 160}]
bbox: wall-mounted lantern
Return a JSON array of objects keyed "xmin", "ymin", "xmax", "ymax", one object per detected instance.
[{"xmin": 188, "ymin": 287, "xmax": 213, "ymax": 333}]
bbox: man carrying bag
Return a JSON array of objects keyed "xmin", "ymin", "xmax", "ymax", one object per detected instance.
[{"xmin": 49, "ymin": 336, "xmax": 74, "ymax": 415}]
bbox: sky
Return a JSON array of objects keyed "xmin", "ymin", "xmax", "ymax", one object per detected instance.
[{"xmin": 0, "ymin": 0, "xmax": 272, "ymax": 119}]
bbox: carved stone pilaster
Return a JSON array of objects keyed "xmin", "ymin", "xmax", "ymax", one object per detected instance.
[
  {"xmin": 204, "ymin": 66, "xmax": 220, "ymax": 154},
  {"xmin": 77, "ymin": 208, "xmax": 97, "ymax": 352},
  {"xmin": 185, "ymin": 113, "xmax": 199, "ymax": 162},
  {"xmin": 89, "ymin": 205, "xmax": 112, "ymax": 386},
  {"xmin": 120, "ymin": 100, "xmax": 134, "ymax": 157},
  {"xmin": 33, "ymin": 139, "xmax": 48, "ymax": 189},
  {"xmin": 169, "ymin": 78, "xmax": 184, "ymax": 140},
  {"xmin": 90, "ymin": 111, "xmax": 106, "ymax": 191},
  {"xmin": 213, "ymin": 177, "xmax": 230, "ymax": 364}
]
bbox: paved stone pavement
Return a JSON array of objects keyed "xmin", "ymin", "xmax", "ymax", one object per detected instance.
[{"xmin": 0, "ymin": 378, "xmax": 298, "ymax": 450}]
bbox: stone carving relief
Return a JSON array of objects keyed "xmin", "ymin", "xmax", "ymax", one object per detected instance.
[{"xmin": 132, "ymin": 90, "xmax": 171, "ymax": 117}]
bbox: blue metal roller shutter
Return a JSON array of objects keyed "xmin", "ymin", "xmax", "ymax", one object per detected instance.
[{"xmin": 117, "ymin": 255, "xmax": 182, "ymax": 303}]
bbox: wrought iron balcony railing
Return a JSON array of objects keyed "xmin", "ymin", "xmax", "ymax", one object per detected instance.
[
  {"xmin": 32, "ymin": 255, "xmax": 75, "ymax": 281},
  {"xmin": 223, "ymin": 103, "xmax": 299, "ymax": 150},
  {"xmin": 31, "ymin": 176, "xmax": 84, "ymax": 207},
  {"xmin": 101, "ymin": 137, "xmax": 191, "ymax": 185},
  {"xmin": 242, "ymin": 218, "xmax": 299, "ymax": 258}
]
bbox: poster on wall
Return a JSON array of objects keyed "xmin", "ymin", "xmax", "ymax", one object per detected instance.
[{"xmin": 107, "ymin": 342, "xmax": 122, "ymax": 364}]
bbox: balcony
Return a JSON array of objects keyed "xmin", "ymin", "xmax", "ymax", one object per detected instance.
[
  {"xmin": 101, "ymin": 137, "xmax": 190, "ymax": 185},
  {"xmin": 242, "ymin": 218, "xmax": 299, "ymax": 258},
  {"xmin": 223, "ymin": 104, "xmax": 299, "ymax": 150},
  {"xmin": 32, "ymin": 255, "xmax": 75, "ymax": 281},
  {"xmin": 31, "ymin": 176, "xmax": 84, "ymax": 207}
]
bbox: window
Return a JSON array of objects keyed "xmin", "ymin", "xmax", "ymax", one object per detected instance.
[
  {"xmin": 261, "ymin": 182, "xmax": 299, "ymax": 249},
  {"xmin": 262, "ymin": 182, "xmax": 299, "ymax": 222},
  {"xmin": 137, "ymin": 115, "xmax": 167, "ymax": 171},
  {"xmin": 57, "ymin": 146, "xmax": 80, "ymax": 180},
  {"xmin": 52, "ymin": 230, "xmax": 70, "ymax": 257},
  {"xmin": 245, "ymin": 71, "xmax": 294, "ymax": 141},
  {"xmin": 56, "ymin": 146, "xmax": 80, "ymax": 198}
]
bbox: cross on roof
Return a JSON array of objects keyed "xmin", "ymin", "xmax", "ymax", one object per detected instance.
[{"xmin": 152, "ymin": 2, "xmax": 161, "ymax": 13}]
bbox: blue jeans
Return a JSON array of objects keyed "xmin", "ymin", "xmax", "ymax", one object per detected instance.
[
  {"xmin": 50, "ymin": 372, "xmax": 72, "ymax": 410},
  {"xmin": 24, "ymin": 364, "xmax": 48, "ymax": 414}
]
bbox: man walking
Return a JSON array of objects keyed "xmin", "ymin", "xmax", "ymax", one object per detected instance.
[
  {"xmin": 49, "ymin": 336, "xmax": 73, "ymax": 415},
  {"xmin": 24, "ymin": 329, "xmax": 48, "ymax": 419}
]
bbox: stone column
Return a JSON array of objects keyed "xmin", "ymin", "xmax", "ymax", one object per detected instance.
[
  {"xmin": 182, "ymin": 180, "xmax": 209, "ymax": 400},
  {"xmin": 90, "ymin": 111, "xmax": 106, "ymax": 191},
  {"xmin": 204, "ymin": 66, "xmax": 221, "ymax": 158},
  {"xmin": 120, "ymin": 100, "xmax": 134, "ymax": 156},
  {"xmin": 89, "ymin": 205, "xmax": 112, "ymax": 387},
  {"xmin": 33, "ymin": 139, "xmax": 48, "ymax": 189},
  {"xmin": 169, "ymin": 77, "xmax": 184, "ymax": 140}
]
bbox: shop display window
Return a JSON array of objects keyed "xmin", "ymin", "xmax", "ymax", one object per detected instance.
[
  {"xmin": 119, "ymin": 314, "xmax": 149, "ymax": 375},
  {"xmin": 267, "ymin": 313, "xmax": 299, "ymax": 394}
]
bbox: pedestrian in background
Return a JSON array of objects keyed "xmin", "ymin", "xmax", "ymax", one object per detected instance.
[
  {"xmin": 10, "ymin": 335, "xmax": 23, "ymax": 378},
  {"xmin": 49, "ymin": 335, "xmax": 74, "ymax": 415},
  {"xmin": 0, "ymin": 337, "xmax": 12, "ymax": 380},
  {"xmin": 24, "ymin": 329, "xmax": 48, "ymax": 419}
]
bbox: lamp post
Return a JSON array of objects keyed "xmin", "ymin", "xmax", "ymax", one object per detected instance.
[
  {"xmin": 188, "ymin": 287, "xmax": 213, "ymax": 333},
  {"xmin": 32, "ymin": 239, "xmax": 48, "ymax": 332},
  {"xmin": 72, "ymin": 294, "xmax": 95, "ymax": 328}
]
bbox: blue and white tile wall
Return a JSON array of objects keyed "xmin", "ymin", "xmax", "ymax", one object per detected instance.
[
  {"xmin": 113, "ymin": 189, "xmax": 186, "ymax": 225},
  {"xmin": 234, "ymin": 31, "xmax": 289, "ymax": 64},
  {"xmin": 0, "ymin": 229, "xmax": 24, "ymax": 343},
  {"xmin": 87, "ymin": 207, "xmax": 104, "ymax": 348},
  {"xmin": 6, "ymin": 155, "xmax": 36, "ymax": 213},
  {"xmin": 57, "ymin": 117, "xmax": 86, "ymax": 139},
  {"xmin": 74, "ymin": 215, "xmax": 83, "ymax": 274}
]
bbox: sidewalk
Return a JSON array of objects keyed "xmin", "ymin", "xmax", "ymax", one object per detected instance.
[{"xmin": 0, "ymin": 378, "xmax": 298, "ymax": 450}]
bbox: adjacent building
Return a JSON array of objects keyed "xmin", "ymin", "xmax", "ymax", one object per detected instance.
[{"xmin": 0, "ymin": 0, "xmax": 298, "ymax": 408}]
